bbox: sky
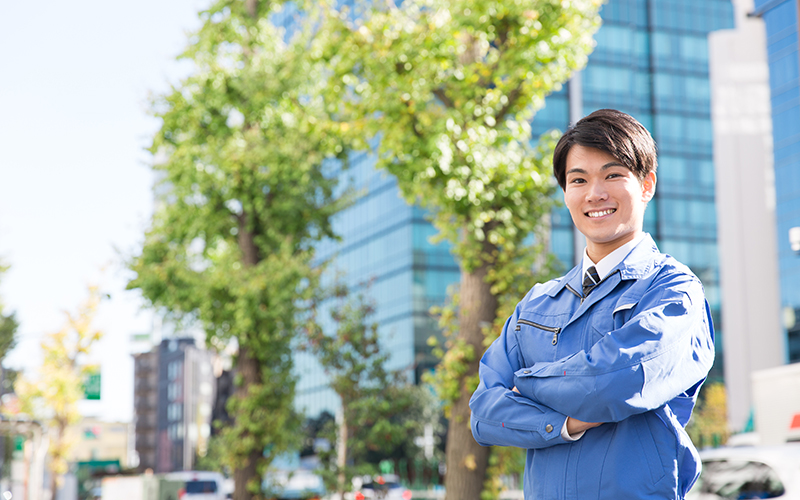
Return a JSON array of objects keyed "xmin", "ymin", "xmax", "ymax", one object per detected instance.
[{"xmin": 0, "ymin": 0, "xmax": 209, "ymax": 422}]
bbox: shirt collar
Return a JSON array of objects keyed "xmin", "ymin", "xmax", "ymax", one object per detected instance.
[
  {"xmin": 581, "ymin": 233, "xmax": 647, "ymax": 281},
  {"xmin": 544, "ymin": 233, "xmax": 658, "ymax": 298}
]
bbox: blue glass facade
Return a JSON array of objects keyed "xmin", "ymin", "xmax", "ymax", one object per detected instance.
[
  {"xmin": 753, "ymin": 0, "xmax": 800, "ymax": 363},
  {"xmin": 295, "ymin": 0, "xmax": 735, "ymax": 416},
  {"xmin": 295, "ymin": 152, "xmax": 460, "ymax": 416}
]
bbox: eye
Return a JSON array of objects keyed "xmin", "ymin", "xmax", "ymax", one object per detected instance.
[
  {"xmin": 606, "ymin": 172, "xmax": 623, "ymax": 179},
  {"xmin": 568, "ymin": 177, "xmax": 586, "ymax": 184}
]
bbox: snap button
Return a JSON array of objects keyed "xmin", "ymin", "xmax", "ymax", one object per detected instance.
[
  {"xmin": 523, "ymin": 370, "xmax": 531, "ymax": 374},
  {"xmin": 545, "ymin": 424, "xmax": 553, "ymax": 433}
]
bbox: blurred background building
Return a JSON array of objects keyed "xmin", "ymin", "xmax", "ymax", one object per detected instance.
[
  {"xmin": 133, "ymin": 338, "xmax": 216, "ymax": 473},
  {"xmin": 736, "ymin": 0, "xmax": 800, "ymax": 440},
  {"xmin": 66, "ymin": 418, "xmax": 132, "ymax": 467},
  {"xmin": 133, "ymin": 350, "xmax": 159, "ymax": 472},
  {"xmin": 750, "ymin": 0, "xmax": 800, "ymax": 364},
  {"xmin": 709, "ymin": 0, "xmax": 785, "ymax": 434},
  {"xmin": 707, "ymin": 0, "xmax": 800, "ymax": 436}
]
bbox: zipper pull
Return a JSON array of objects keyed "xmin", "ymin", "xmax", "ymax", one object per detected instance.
[{"xmin": 551, "ymin": 329, "xmax": 561, "ymax": 345}]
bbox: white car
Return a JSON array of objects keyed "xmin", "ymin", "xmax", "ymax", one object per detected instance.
[
  {"xmin": 263, "ymin": 468, "xmax": 325, "ymax": 499},
  {"xmin": 687, "ymin": 443, "xmax": 800, "ymax": 499}
]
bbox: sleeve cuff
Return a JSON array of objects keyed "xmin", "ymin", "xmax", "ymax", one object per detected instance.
[{"xmin": 561, "ymin": 418, "xmax": 586, "ymax": 441}]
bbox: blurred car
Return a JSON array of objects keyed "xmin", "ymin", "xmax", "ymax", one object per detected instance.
[
  {"xmin": 686, "ymin": 443, "xmax": 800, "ymax": 499},
  {"xmin": 353, "ymin": 474, "xmax": 412, "ymax": 500},
  {"xmin": 165, "ymin": 471, "xmax": 227, "ymax": 500},
  {"xmin": 263, "ymin": 468, "xmax": 326, "ymax": 500}
]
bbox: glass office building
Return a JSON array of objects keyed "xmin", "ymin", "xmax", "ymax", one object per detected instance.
[
  {"xmin": 295, "ymin": 0, "xmax": 735, "ymax": 417},
  {"xmin": 294, "ymin": 152, "xmax": 461, "ymax": 415},
  {"xmin": 752, "ymin": 0, "xmax": 800, "ymax": 363}
]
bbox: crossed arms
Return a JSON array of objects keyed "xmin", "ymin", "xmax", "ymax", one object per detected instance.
[{"xmin": 470, "ymin": 270, "xmax": 715, "ymax": 450}]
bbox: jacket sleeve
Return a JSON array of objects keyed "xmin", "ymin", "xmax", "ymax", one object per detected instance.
[
  {"xmin": 512, "ymin": 269, "xmax": 715, "ymax": 424},
  {"xmin": 470, "ymin": 297, "xmax": 573, "ymax": 449}
]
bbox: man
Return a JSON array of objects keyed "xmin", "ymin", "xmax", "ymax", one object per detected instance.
[{"xmin": 470, "ymin": 109, "xmax": 715, "ymax": 499}]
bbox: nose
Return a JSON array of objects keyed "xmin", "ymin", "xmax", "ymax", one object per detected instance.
[{"xmin": 586, "ymin": 179, "xmax": 608, "ymax": 202}]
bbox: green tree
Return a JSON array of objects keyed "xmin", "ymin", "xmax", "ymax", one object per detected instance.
[
  {"xmin": 303, "ymin": 290, "xmax": 427, "ymax": 497},
  {"xmin": 0, "ymin": 262, "xmax": 18, "ymax": 362},
  {"xmin": 127, "ymin": 1, "xmax": 347, "ymax": 498},
  {"xmin": 319, "ymin": 1, "xmax": 602, "ymax": 497},
  {"xmin": 195, "ymin": 434, "xmax": 224, "ymax": 473},
  {"xmin": 687, "ymin": 382, "xmax": 730, "ymax": 449},
  {"xmin": 15, "ymin": 286, "xmax": 103, "ymax": 498},
  {"xmin": 0, "ymin": 262, "xmax": 19, "ymax": 484}
]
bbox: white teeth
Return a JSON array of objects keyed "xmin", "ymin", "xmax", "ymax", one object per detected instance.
[{"xmin": 587, "ymin": 209, "xmax": 615, "ymax": 218}]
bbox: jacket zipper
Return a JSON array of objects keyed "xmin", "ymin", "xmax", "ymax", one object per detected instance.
[
  {"xmin": 565, "ymin": 283, "xmax": 582, "ymax": 299},
  {"xmin": 515, "ymin": 319, "xmax": 562, "ymax": 345}
]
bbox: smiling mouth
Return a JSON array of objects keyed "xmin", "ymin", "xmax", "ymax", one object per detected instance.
[{"xmin": 586, "ymin": 209, "xmax": 616, "ymax": 218}]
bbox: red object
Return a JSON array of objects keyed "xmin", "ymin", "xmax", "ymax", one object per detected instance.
[
  {"xmin": 790, "ymin": 413, "xmax": 800, "ymax": 429},
  {"xmin": 355, "ymin": 492, "xmax": 365, "ymax": 500},
  {"xmin": 178, "ymin": 488, "xmax": 186, "ymax": 499},
  {"xmin": 377, "ymin": 476, "xmax": 385, "ymax": 485},
  {"xmin": 402, "ymin": 490, "xmax": 413, "ymax": 500}
]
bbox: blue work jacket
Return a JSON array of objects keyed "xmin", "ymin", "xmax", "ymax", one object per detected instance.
[{"xmin": 470, "ymin": 235, "xmax": 715, "ymax": 500}]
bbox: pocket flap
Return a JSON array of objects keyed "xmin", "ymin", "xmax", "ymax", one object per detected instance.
[
  {"xmin": 613, "ymin": 302, "xmax": 637, "ymax": 314},
  {"xmin": 614, "ymin": 283, "xmax": 646, "ymax": 315}
]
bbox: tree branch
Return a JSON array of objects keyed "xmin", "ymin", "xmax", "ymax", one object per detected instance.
[
  {"xmin": 433, "ymin": 88, "xmax": 455, "ymax": 108},
  {"xmin": 245, "ymin": 0, "xmax": 257, "ymax": 18},
  {"xmin": 495, "ymin": 85, "xmax": 523, "ymax": 122},
  {"xmin": 404, "ymin": 101, "xmax": 424, "ymax": 139}
]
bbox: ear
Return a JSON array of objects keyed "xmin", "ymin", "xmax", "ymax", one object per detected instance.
[{"xmin": 641, "ymin": 172, "xmax": 656, "ymax": 202}]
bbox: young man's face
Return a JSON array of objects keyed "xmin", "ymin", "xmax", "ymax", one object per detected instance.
[{"xmin": 563, "ymin": 144, "xmax": 656, "ymax": 263}]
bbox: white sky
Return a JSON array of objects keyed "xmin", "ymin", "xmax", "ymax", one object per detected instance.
[{"xmin": 0, "ymin": 0, "xmax": 209, "ymax": 422}]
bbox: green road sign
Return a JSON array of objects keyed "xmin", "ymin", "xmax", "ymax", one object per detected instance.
[{"xmin": 83, "ymin": 371, "xmax": 101, "ymax": 400}]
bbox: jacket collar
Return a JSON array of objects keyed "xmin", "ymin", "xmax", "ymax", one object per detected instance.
[{"xmin": 545, "ymin": 234, "xmax": 659, "ymax": 298}]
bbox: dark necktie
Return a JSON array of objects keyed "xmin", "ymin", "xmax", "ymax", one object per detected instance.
[{"xmin": 583, "ymin": 266, "xmax": 600, "ymax": 297}]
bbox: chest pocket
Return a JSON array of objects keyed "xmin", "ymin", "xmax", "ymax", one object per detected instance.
[
  {"xmin": 586, "ymin": 288, "xmax": 645, "ymax": 350},
  {"xmin": 514, "ymin": 313, "xmax": 570, "ymax": 365}
]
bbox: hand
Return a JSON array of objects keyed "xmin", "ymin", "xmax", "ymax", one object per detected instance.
[
  {"xmin": 566, "ymin": 417, "xmax": 602, "ymax": 434},
  {"xmin": 512, "ymin": 388, "xmax": 601, "ymax": 435}
]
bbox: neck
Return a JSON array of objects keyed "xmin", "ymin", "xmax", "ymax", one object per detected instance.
[{"xmin": 586, "ymin": 231, "xmax": 642, "ymax": 263}]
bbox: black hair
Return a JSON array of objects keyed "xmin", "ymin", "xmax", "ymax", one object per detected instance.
[{"xmin": 552, "ymin": 109, "xmax": 657, "ymax": 190}]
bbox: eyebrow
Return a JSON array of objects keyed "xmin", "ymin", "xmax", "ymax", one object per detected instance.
[{"xmin": 565, "ymin": 161, "xmax": 627, "ymax": 176}]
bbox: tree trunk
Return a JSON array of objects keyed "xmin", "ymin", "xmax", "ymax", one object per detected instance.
[
  {"xmin": 233, "ymin": 344, "xmax": 263, "ymax": 500},
  {"xmin": 443, "ymin": 260, "xmax": 498, "ymax": 500},
  {"xmin": 233, "ymin": 217, "xmax": 263, "ymax": 500},
  {"xmin": 337, "ymin": 408, "xmax": 347, "ymax": 498},
  {"xmin": 238, "ymin": 212, "xmax": 261, "ymax": 267},
  {"xmin": 50, "ymin": 422, "xmax": 65, "ymax": 500},
  {"xmin": 49, "ymin": 452, "xmax": 58, "ymax": 500}
]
